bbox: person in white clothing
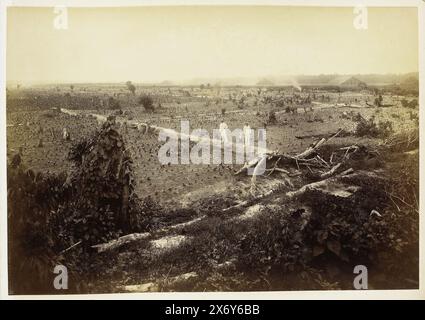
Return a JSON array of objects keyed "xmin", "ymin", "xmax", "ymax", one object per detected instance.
[
  {"xmin": 62, "ymin": 127, "xmax": 70, "ymax": 141},
  {"xmin": 243, "ymin": 123, "xmax": 252, "ymax": 148},
  {"xmin": 219, "ymin": 120, "xmax": 229, "ymax": 145}
]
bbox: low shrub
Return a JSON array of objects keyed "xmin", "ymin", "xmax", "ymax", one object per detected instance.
[{"xmin": 354, "ymin": 115, "xmax": 393, "ymax": 138}]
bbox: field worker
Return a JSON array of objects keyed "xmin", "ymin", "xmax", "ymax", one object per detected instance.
[{"xmin": 219, "ymin": 120, "xmax": 229, "ymax": 145}]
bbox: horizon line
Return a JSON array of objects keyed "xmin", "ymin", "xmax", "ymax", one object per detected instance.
[{"xmin": 6, "ymin": 71, "xmax": 419, "ymax": 86}]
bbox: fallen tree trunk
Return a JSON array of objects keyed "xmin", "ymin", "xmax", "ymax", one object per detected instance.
[
  {"xmin": 91, "ymin": 215, "xmax": 206, "ymax": 253},
  {"xmin": 222, "ymin": 189, "xmax": 275, "ymax": 212},
  {"xmin": 222, "ymin": 180, "xmax": 287, "ymax": 212},
  {"xmin": 91, "ymin": 232, "xmax": 150, "ymax": 253},
  {"xmin": 295, "ymin": 138, "xmax": 326, "ymax": 159},
  {"xmin": 234, "ymin": 155, "xmax": 266, "ymax": 176}
]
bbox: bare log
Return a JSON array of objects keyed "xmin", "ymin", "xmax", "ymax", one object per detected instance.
[
  {"xmin": 159, "ymin": 215, "xmax": 206, "ymax": 232},
  {"xmin": 234, "ymin": 155, "xmax": 265, "ymax": 175},
  {"xmin": 91, "ymin": 216, "xmax": 205, "ymax": 253},
  {"xmin": 320, "ymin": 163, "xmax": 342, "ymax": 179},
  {"xmin": 122, "ymin": 272, "xmax": 198, "ymax": 292},
  {"xmin": 286, "ymin": 168, "xmax": 354, "ymax": 198},
  {"xmin": 223, "ymin": 183, "xmax": 284, "ymax": 212},
  {"xmin": 339, "ymin": 168, "xmax": 354, "ymax": 176},
  {"xmin": 91, "ymin": 232, "xmax": 150, "ymax": 253},
  {"xmin": 295, "ymin": 138, "xmax": 326, "ymax": 159},
  {"xmin": 295, "ymin": 129, "xmax": 343, "ymax": 160},
  {"xmin": 235, "ymin": 129, "xmax": 349, "ymax": 179},
  {"xmin": 266, "ymin": 167, "xmax": 290, "ymax": 175},
  {"xmin": 59, "ymin": 240, "xmax": 82, "ymax": 255},
  {"xmin": 123, "ymin": 282, "xmax": 158, "ymax": 292}
]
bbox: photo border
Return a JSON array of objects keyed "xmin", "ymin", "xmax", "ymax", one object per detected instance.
[{"xmin": 0, "ymin": 0, "xmax": 423, "ymax": 300}]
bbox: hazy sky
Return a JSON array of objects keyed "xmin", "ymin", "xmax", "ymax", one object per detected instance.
[{"xmin": 7, "ymin": 6, "xmax": 419, "ymax": 84}]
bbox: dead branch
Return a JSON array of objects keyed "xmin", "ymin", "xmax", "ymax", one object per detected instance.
[
  {"xmin": 250, "ymin": 155, "xmax": 268, "ymax": 195},
  {"xmin": 222, "ymin": 185, "xmax": 282, "ymax": 212},
  {"xmin": 295, "ymin": 138, "xmax": 326, "ymax": 159},
  {"xmin": 316, "ymin": 155, "xmax": 330, "ymax": 168},
  {"xmin": 123, "ymin": 272, "xmax": 198, "ymax": 292},
  {"xmin": 320, "ymin": 163, "xmax": 342, "ymax": 179},
  {"xmin": 266, "ymin": 167, "xmax": 290, "ymax": 176},
  {"xmin": 234, "ymin": 156, "xmax": 263, "ymax": 175},
  {"xmin": 339, "ymin": 168, "xmax": 354, "ymax": 176},
  {"xmin": 59, "ymin": 240, "xmax": 82, "ymax": 255},
  {"xmin": 234, "ymin": 129, "xmax": 350, "ymax": 182},
  {"xmin": 295, "ymin": 129, "xmax": 342, "ymax": 160},
  {"xmin": 286, "ymin": 168, "xmax": 354, "ymax": 198}
]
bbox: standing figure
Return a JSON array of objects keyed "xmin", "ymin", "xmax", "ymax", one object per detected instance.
[
  {"xmin": 243, "ymin": 122, "xmax": 252, "ymax": 149},
  {"xmin": 62, "ymin": 127, "xmax": 70, "ymax": 140},
  {"xmin": 219, "ymin": 120, "xmax": 229, "ymax": 145}
]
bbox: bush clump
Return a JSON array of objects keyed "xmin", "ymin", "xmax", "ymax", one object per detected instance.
[
  {"xmin": 138, "ymin": 95, "xmax": 155, "ymax": 112},
  {"xmin": 355, "ymin": 115, "xmax": 393, "ymax": 138},
  {"xmin": 8, "ymin": 116, "xmax": 154, "ymax": 294}
]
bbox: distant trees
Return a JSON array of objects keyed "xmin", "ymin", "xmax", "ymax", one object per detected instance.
[
  {"xmin": 138, "ymin": 95, "xmax": 154, "ymax": 112},
  {"xmin": 409, "ymin": 99, "xmax": 418, "ymax": 108},
  {"xmin": 401, "ymin": 99, "xmax": 408, "ymax": 108},
  {"xmin": 70, "ymin": 85, "xmax": 74, "ymax": 91},
  {"xmin": 374, "ymin": 94, "xmax": 383, "ymax": 107},
  {"xmin": 305, "ymin": 95, "xmax": 312, "ymax": 104},
  {"xmin": 125, "ymin": 81, "xmax": 136, "ymax": 95},
  {"xmin": 267, "ymin": 110, "xmax": 277, "ymax": 124}
]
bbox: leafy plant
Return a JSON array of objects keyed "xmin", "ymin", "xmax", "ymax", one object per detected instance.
[
  {"xmin": 355, "ymin": 115, "xmax": 393, "ymax": 138},
  {"xmin": 138, "ymin": 95, "xmax": 155, "ymax": 112}
]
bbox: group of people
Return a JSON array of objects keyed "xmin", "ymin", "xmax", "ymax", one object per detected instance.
[{"xmin": 219, "ymin": 120, "xmax": 253, "ymax": 149}]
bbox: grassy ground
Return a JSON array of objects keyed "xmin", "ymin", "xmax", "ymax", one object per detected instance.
[{"xmin": 6, "ymin": 87, "xmax": 419, "ymax": 293}]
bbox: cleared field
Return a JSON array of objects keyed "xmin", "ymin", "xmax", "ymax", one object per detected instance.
[
  {"xmin": 6, "ymin": 85, "xmax": 419, "ymax": 293},
  {"xmin": 6, "ymin": 87, "xmax": 417, "ymax": 207}
]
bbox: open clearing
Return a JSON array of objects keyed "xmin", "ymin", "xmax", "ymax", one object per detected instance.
[{"xmin": 7, "ymin": 84, "xmax": 419, "ymax": 293}]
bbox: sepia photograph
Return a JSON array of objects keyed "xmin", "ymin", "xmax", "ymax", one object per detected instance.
[{"xmin": 1, "ymin": 0, "xmax": 423, "ymax": 298}]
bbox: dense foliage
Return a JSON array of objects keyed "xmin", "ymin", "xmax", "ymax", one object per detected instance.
[{"xmin": 7, "ymin": 117, "xmax": 150, "ymax": 293}]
